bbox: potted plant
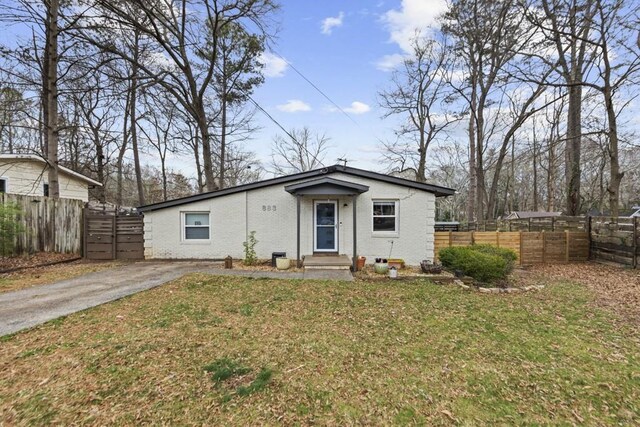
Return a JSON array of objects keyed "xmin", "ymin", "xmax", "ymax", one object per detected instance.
[
  {"xmin": 356, "ymin": 256, "xmax": 366, "ymax": 271},
  {"xmin": 276, "ymin": 257, "xmax": 291, "ymax": 270},
  {"xmin": 388, "ymin": 258, "xmax": 405, "ymax": 269},
  {"xmin": 374, "ymin": 258, "xmax": 389, "ymax": 274}
]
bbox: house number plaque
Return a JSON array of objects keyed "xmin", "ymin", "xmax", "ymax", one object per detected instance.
[{"xmin": 262, "ymin": 205, "xmax": 277, "ymax": 212}]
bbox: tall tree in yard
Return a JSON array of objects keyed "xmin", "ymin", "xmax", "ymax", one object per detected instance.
[
  {"xmin": 206, "ymin": 21, "xmax": 265, "ymax": 189},
  {"xmin": 525, "ymin": 0, "xmax": 598, "ymax": 215},
  {"xmin": 443, "ymin": 0, "xmax": 533, "ymax": 220},
  {"xmin": 86, "ymin": 0, "xmax": 278, "ymax": 193},
  {"xmin": 378, "ymin": 35, "xmax": 459, "ymax": 183}
]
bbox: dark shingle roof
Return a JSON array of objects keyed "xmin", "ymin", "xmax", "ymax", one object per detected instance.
[{"xmin": 138, "ymin": 165, "xmax": 455, "ymax": 212}]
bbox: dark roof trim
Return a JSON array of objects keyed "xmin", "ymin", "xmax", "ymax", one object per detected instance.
[
  {"xmin": 138, "ymin": 165, "xmax": 456, "ymax": 212},
  {"xmin": 285, "ymin": 177, "xmax": 369, "ymax": 195}
]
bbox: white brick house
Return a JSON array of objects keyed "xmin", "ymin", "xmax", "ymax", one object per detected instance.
[{"xmin": 138, "ymin": 165, "xmax": 455, "ymax": 268}]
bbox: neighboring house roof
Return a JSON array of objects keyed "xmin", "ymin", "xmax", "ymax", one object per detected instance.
[
  {"xmin": 631, "ymin": 206, "xmax": 640, "ymax": 217},
  {"xmin": 0, "ymin": 154, "xmax": 102, "ymax": 186},
  {"xmin": 505, "ymin": 211, "xmax": 563, "ymax": 220},
  {"xmin": 139, "ymin": 165, "xmax": 456, "ymax": 213}
]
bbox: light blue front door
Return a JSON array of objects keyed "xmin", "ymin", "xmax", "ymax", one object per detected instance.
[{"xmin": 314, "ymin": 201, "xmax": 337, "ymax": 252}]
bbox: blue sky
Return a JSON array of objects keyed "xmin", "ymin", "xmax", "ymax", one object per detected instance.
[{"xmin": 225, "ymin": 0, "xmax": 448, "ymax": 175}]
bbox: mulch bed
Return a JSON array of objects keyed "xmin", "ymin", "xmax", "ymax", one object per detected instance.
[{"xmin": 0, "ymin": 252, "xmax": 80, "ymax": 273}]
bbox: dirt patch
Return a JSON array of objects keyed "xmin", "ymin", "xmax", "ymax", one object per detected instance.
[
  {"xmin": 0, "ymin": 259, "xmax": 124, "ymax": 293},
  {"xmin": 0, "ymin": 252, "xmax": 79, "ymax": 272},
  {"xmin": 520, "ymin": 263, "xmax": 640, "ymax": 324},
  {"xmin": 231, "ymin": 259, "xmax": 303, "ymax": 273}
]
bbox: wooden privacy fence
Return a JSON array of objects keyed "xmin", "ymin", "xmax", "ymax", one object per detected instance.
[
  {"xmin": 434, "ymin": 231, "xmax": 590, "ymax": 265},
  {"xmin": 1, "ymin": 193, "xmax": 83, "ymax": 255},
  {"xmin": 457, "ymin": 216, "xmax": 587, "ymax": 232},
  {"xmin": 84, "ymin": 210, "xmax": 144, "ymax": 260},
  {"xmin": 590, "ymin": 217, "xmax": 639, "ymax": 268}
]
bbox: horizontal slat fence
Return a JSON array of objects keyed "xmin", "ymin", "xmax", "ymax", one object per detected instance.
[
  {"xmin": 459, "ymin": 216, "xmax": 588, "ymax": 232},
  {"xmin": 590, "ymin": 217, "xmax": 638, "ymax": 268},
  {"xmin": 434, "ymin": 231, "xmax": 589, "ymax": 265},
  {"xmin": 1, "ymin": 193, "xmax": 83, "ymax": 255},
  {"xmin": 83, "ymin": 209, "xmax": 144, "ymax": 260}
]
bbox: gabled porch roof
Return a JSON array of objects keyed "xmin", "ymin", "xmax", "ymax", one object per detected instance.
[{"xmin": 284, "ymin": 177, "xmax": 369, "ymax": 196}]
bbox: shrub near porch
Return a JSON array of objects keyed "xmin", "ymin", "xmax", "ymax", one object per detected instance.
[{"xmin": 0, "ymin": 275, "xmax": 639, "ymax": 425}]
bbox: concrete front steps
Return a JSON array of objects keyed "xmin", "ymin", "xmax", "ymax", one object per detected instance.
[{"xmin": 303, "ymin": 254, "xmax": 352, "ymax": 270}]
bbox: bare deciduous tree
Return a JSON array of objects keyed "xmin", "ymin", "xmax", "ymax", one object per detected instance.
[{"xmin": 270, "ymin": 127, "xmax": 330, "ymax": 175}]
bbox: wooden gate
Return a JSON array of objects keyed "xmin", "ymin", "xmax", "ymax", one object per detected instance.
[{"xmin": 84, "ymin": 211, "xmax": 144, "ymax": 260}]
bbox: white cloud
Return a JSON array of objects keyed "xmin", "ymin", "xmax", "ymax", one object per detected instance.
[
  {"xmin": 381, "ymin": 0, "xmax": 447, "ymax": 52},
  {"xmin": 258, "ymin": 52, "xmax": 288, "ymax": 78},
  {"xmin": 326, "ymin": 101, "xmax": 371, "ymax": 115},
  {"xmin": 375, "ymin": 53, "xmax": 408, "ymax": 72},
  {"xmin": 321, "ymin": 12, "xmax": 345, "ymax": 35},
  {"xmin": 344, "ymin": 101, "xmax": 371, "ymax": 114},
  {"xmin": 277, "ymin": 99, "xmax": 312, "ymax": 113}
]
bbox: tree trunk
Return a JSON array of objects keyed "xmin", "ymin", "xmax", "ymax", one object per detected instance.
[
  {"xmin": 466, "ymin": 82, "xmax": 477, "ymax": 224},
  {"xmin": 44, "ymin": 0, "xmax": 60, "ymax": 199},
  {"xmin": 605, "ymin": 87, "xmax": 623, "ymax": 219},
  {"xmin": 416, "ymin": 121, "xmax": 427, "ymax": 183},
  {"xmin": 219, "ymin": 90, "xmax": 227, "ymax": 190},
  {"xmin": 565, "ymin": 83, "xmax": 583, "ymax": 215},
  {"xmin": 93, "ymin": 128, "xmax": 106, "ymax": 203},
  {"xmin": 130, "ymin": 32, "xmax": 144, "ymax": 206},
  {"xmin": 116, "ymin": 88, "xmax": 130, "ymax": 206},
  {"xmin": 194, "ymin": 100, "xmax": 216, "ymax": 191}
]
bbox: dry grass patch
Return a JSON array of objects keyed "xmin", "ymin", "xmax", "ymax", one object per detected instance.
[
  {"xmin": 0, "ymin": 260, "xmax": 124, "ymax": 293},
  {"xmin": 0, "ymin": 273, "xmax": 639, "ymax": 425}
]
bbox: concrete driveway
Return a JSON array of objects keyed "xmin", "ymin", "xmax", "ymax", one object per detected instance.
[{"xmin": 0, "ymin": 261, "xmax": 351, "ymax": 336}]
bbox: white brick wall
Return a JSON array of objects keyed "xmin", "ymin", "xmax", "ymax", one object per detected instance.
[{"xmin": 143, "ymin": 172, "xmax": 437, "ymax": 265}]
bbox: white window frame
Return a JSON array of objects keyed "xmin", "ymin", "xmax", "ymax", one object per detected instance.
[
  {"xmin": 181, "ymin": 211, "xmax": 211, "ymax": 242},
  {"xmin": 372, "ymin": 200, "xmax": 399, "ymax": 235},
  {"xmin": 0, "ymin": 177, "xmax": 8, "ymax": 193}
]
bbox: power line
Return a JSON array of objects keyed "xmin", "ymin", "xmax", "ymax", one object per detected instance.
[{"xmin": 272, "ymin": 52, "xmax": 361, "ymax": 127}]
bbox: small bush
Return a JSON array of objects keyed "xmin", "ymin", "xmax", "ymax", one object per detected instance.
[
  {"xmin": 243, "ymin": 231, "xmax": 258, "ymax": 265},
  {"xmin": 439, "ymin": 245, "xmax": 517, "ymax": 284},
  {"xmin": 0, "ymin": 203, "xmax": 23, "ymax": 257}
]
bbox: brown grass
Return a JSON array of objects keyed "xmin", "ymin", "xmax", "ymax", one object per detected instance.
[
  {"xmin": 0, "ymin": 260, "xmax": 124, "ymax": 293},
  {"xmin": 1, "ymin": 271, "xmax": 639, "ymax": 425}
]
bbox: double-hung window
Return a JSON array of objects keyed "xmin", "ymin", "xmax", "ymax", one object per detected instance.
[
  {"xmin": 372, "ymin": 200, "xmax": 398, "ymax": 233},
  {"xmin": 183, "ymin": 212, "xmax": 210, "ymax": 241}
]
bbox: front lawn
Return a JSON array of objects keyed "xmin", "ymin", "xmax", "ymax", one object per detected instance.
[{"xmin": 1, "ymin": 274, "xmax": 639, "ymax": 425}]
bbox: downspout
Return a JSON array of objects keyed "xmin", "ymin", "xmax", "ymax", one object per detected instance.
[
  {"xmin": 352, "ymin": 194, "xmax": 357, "ymax": 271},
  {"xmin": 296, "ymin": 195, "xmax": 301, "ymax": 268}
]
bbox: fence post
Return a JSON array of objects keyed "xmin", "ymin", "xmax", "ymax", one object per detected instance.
[
  {"xmin": 519, "ymin": 231, "xmax": 523, "ymax": 265},
  {"xmin": 449, "ymin": 231, "xmax": 452, "ymax": 247},
  {"xmin": 496, "ymin": 231, "xmax": 500, "ymax": 248},
  {"xmin": 587, "ymin": 215, "xmax": 592, "ymax": 261},
  {"xmin": 528, "ymin": 218, "xmax": 532, "ymax": 231},
  {"xmin": 542, "ymin": 231, "xmax": 546, "ymax": 263},
  {"xmin": 634, "ymin": 216, "xmax": 638, "ymax": 269},
  {"xmin": 471, "ymin": 231, "xmax": 476, "ymax": 245},
  {"xmin": 565, "ymin": 230, "xmax": 569, "ymax": 263},
  {"xmin": 552, "ymin": 217, "xmax": 556, "ymax": 232}
]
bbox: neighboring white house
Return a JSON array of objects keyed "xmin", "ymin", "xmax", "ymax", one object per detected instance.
[
  {"xmin": 139, "ymin": 165, "xmax": 455, "ymax": 267},
  {"xmin": 631, "ymin": 206, "xmax": 640, "ymax": 218},
  {"xmin": 0, "ymin": 154, "xmax": 101, "ymax": 202}
]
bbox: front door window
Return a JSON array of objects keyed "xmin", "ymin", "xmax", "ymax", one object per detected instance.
[{"xmin": 315, "ymin": 201, "xmax": 337, "ymax": 251}]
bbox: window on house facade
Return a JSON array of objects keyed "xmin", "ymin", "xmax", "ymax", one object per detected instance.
[
  {"xmin": 0, "ymin": 178, "xmax": 6, "ymax": 193},
  {"xmin": 183, "ymin": 212, "xmax": 210, "ymax": 240},
  {"xmin": 43, "ymin": 183, "xmax": 49, "ymax": 197},
  {"xmin": 372, "ymin": 200, "xmax": 398, "ymax": 232}
]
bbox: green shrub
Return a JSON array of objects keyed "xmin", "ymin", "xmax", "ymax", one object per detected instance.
[
  {"xmin": 439, "ymin": 245, "xmax": 517, "ymax": 284},
  {"xmin": 0, "ymin": 202, "xmax": 23, "ymax": 257},
  {"xmin": 242, "ymin": 231, "xmax": 258, "ymax": 265}
]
